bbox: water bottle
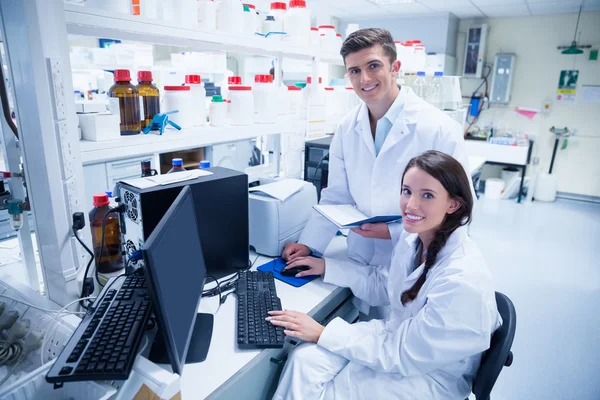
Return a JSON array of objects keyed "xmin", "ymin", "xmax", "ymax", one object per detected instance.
[
  {"xmin": 167, "ymin": 158, "xmax": 186, "ymax": 173},
  {"xmin": 427, "ymin": 71, "xmax": 445, "ymax": 110},
  {"xmin": 413, "ymin": 71, "xmax": 428, "ymax": 99}
]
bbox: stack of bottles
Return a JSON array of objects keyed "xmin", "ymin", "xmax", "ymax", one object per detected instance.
[{"xmin": 410, "ymin": 71, "xmax": 446, "ymax": 110}]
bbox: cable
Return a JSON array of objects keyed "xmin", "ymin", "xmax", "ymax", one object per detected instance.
[
  {"xmin": 251, "ymin": 254, "xmax": 260, "ymax": 268},
  {"xmin": 311, "ymin": 154, "xmax": 329, "ymax": 185},
  {"xmin": 203, "ymin": 276, "xmax": 222, "ymax": 314},
  {"xmin": 40, "ymin": 295, "xmax": 97, "ymax": 366},
  {"xmin": 73, "ymin": 225, "xmax": 94, "ymax": 273},
  {"xmin": 0, "ymin": 294, "xmax": 86, "ymax": 316}
]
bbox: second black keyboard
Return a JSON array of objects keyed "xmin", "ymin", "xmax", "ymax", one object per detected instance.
[{"xmin": 236, "ymin": 271, "xmax": 285, "ymax": 349}]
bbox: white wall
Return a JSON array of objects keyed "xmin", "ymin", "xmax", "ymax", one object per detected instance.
[{"xmin": 456, "ymin": 12, "xmax": 600, "ymax": 197}]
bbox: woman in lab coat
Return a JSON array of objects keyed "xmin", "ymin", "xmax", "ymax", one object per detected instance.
[{"xmin": 269, "ymin": 151, "xmax": 501, "ymax": 400}]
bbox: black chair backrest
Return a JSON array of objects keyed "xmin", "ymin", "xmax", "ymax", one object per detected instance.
[{"xmin": 472, "ymin": 291, "xmax": 517, "ymax": 400}]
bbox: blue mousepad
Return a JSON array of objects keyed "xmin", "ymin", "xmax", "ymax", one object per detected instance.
[{"xmin": 257, "ymin": 258, "xmax": 319, "ymax": 288}]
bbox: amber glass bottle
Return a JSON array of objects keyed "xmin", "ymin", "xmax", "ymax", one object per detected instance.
[
  {"xmin": 108, "ymin": 69, "xmax": 141, "ymax": 135},
  {"xmin": 136, "ymin": 70, "xmax": 160, "ymax": 130},
  {"xmin": 89, "ymin": 194, "xmax": 124, "ymax": 274}
]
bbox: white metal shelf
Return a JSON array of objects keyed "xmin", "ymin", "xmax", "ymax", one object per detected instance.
[
  {"xmin": 64, "ymin": 4, "xmax": 344, "ymax": 66},
  {"xmin": 79, "ymin": 119, "xmax": 306, "ymax": 165}
]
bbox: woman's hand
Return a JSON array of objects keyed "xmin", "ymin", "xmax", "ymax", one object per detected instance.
[
  {"xmin": 281, "ymin": 243, "xmax": 312, "ymax": 261},
  {"xmin": 351, "ymin": 222, "xmax": 391, "ymax": 239},
  {"xmin": 284, "ymin": 256, "xmax": 325, "ymax": 277},
  {"xmin": 267, "ymin": 310, "xmax": 325, "ymax": 343}
]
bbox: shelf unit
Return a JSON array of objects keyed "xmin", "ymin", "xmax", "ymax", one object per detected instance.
[
  {"xmin": 79, "ymin": 119, "xmax": 306, "ymax": 164},
  {"xmin": 64, "ymin": 4, "xmax": 344, "ymax": 66}
]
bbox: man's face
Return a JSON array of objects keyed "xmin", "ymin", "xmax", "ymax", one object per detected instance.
[{"xmin": 344, "ymin": 44, "xmax": 401, "ymax": 106}]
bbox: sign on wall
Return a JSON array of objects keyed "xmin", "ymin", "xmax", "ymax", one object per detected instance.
[{"xmin": 556, "ymin": 70, "xmax": 579, "ymax": 103}]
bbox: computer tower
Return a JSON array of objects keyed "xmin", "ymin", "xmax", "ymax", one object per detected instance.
[
  {"xmin": 116, "ymin": 167, "xmax": 248, "ymax": 279},
  {"xmin": 304, "ymin": 136, "xmax": 332, "ymax": 201}
]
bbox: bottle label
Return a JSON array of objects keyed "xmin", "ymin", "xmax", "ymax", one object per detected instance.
[
  {"xmin": 139, "ymin": 96, "xmax": 145, "ymax": 122},
  {"xmin": 109, "ymin": 97, "xmax": 120, "ymax": 115}
]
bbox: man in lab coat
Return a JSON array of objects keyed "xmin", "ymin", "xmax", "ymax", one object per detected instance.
[{"xmin": 282, "ymin": 28, "xmax": 471, "ymax": 316}]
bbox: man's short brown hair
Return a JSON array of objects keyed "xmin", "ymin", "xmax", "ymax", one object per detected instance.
[{"xmin": 340, "ymin": 28, "xmax": 397, "ymax": 65}]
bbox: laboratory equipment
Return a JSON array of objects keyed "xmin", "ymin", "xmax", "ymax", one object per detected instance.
[
  {"xmin": 413, "ymin": 72, "xmax": 428, "ymax": 99},
  {"xmin": 142, "ymin": 111, "xmax": 182, "ymax": 135},
  {"xmin": 209, "ymin": 95, "xmax": 226, "ymax": 127},
  {"xmin": 163, "ymin": 86, "xmax": 193, "ymax": 129},
  {"xmin": 45, "ymin": 274, "xmax": 152, "ymax": 383},
  {"xmin": 304, "ymin": 136, "xmax": 331, "ymax": 200},
  {"xmin": 167, "ymin": 158, "xmax": 186, "ymax": 174},
  {"xmin": 7, "ymin": 200, "xmax": 23, "ymax": 231},
  {"xmin": 144, "ymin": 186, "xmax": 212, "ymax": 370},
  {"xmin": 140, "ymin": 160, "xmax": 158, "ymax": 177},
  {"xmin": 136, "ymin": 71, "xmax": 160, "ymax": 130},
  {"xmin": 89, "ymin": 194, "xmax": 123, "ymax": 274},
  {"xmin": 284, "ymin": 0, "xmax": 310, "ymax": 45},
  {"xmin": 108, "ymin": 69, "xmax": 141, "ymax": 136},
  {"xmin": 490, "ymin": 54, "xmax": 516, "ymax": 104},
  {"xmin": 248, "ymin": 180, "xmax": 317, "ymax": 257},
  {"xmin": 115, "ymin": 167, "xmax": 249, "ymax": 279},
  {"xmin": 462, "ymin": 24, "xmax": 488, "ymax": 78},
  {"xmin": 235, "ymin": 270, "xmax": 284, "ymax": 349},
  {"xmin": 185, "ymin": 74, "xmax": 207, "ymax": 127},
  {"xmin": 535, "ymin": 127, "xmax": 571, "ymax": 202}
]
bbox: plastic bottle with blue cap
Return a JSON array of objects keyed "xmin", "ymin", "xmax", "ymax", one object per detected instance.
[
  {"xmin": 413, "ymin": 71, "xmax": 428, "ymax": 99},
  {"xmin": 199, "ymin": 160, "xmax": 211, "ymax": 169},
  {"xmin": 167, "ymin": 158, "xmax": 186, "ymax": 174}
]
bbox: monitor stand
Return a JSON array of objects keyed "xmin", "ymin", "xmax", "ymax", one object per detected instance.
[{"xmin": 149, "ymin": 313, "xmax": 214, "ymax": 365}]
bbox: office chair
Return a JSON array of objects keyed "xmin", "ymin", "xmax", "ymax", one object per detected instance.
[{"xmin": 470, "ymin": 291, "xmax": 517, "ymax": 400}]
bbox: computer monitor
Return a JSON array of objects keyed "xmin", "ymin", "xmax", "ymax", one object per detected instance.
[{"xmin": 143, "ymin": 185, "xmax": 213, "ymax": 375}]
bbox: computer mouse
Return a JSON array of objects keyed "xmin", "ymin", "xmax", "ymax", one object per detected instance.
[{"xmin": 280, "ymin": 265, "xmax": 310, "ymax": 277}]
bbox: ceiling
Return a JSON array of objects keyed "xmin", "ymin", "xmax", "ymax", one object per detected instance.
[{"xmin": 294, "ymin": 0, "xmax": 600, "ymax": 20}]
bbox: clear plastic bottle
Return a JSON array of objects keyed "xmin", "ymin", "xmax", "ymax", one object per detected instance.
[
  {"xmin": 167, "ymin": 158, "xmax": 186, "ymax": 173},
  {"xmin": 136, "ymin": 71, "xmax": 160, "ymax": 130},
  {"xmin": 108, "ymin": 69, "xmax": 141, "ymax": 135},
  {"xmin": 89, "ymin": 194, "xmax": 123, "ymax": 274},
  {"xmin": 426, "ymin": 71, "xmax": 445, "ymax": 110},
  {"xmin": 413, "ymin": 71, "xmax": 428, "ymax": 99}
]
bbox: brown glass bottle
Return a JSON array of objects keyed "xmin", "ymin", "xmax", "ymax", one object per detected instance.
[
  {"xmin": 89, "ymin": 194, "xmax": 124, "ymax": 274},
  {"xmin": 136, "ymin": 70, "xmax": 161, "ymax": 130},
  {"xmin": 108, "ymin": 69, "xmax": 141, "ymax": 135}
]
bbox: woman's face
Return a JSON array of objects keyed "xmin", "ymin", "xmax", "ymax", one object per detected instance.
[{"xmin": 400, "ymin": 167, "xmax": 461, "ymax": 238}]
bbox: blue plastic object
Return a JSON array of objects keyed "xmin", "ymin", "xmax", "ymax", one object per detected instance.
[
  {"xmin": 142, "ymin": 110, "xmax": 182, "ymax": 135},
  {"xmin": 199, "ymin": 160, "xmax": 211, "ymax": 169},
  {"xmin": 257, "ymin": 258, "xmax": 319, "ymax": 288}
]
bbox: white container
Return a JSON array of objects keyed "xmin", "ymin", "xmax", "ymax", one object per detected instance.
[
  {"xmin": 163, "ymin": 0, "xmax": 197, "ymax": 26},
  {"xmin": 210, "ymin": 95, "xmax": 227, "ymax": 126},
  {"xmin": 217, "ymin": 0, "xmax": 244, "ymax": 34},
  {"xmin": 198, "ymin": 0, "xmax": 217, "ymax": 31},
  {"xmin": 254, "ymin": 74, "xmax": 277, "ymax": 124},
  {"xmin": 78, "ymin": 113, "xmax": 120, "ymax": 142},
  {"xmin": 243, "ymin": 5, "xmax": 256, "ymax": 35},
  {"xmin": 162, "ymin": 85, "xmax": 194, "ymax": 129},
  {"xmin": 269, "ymin": 2, "xmax": 287, "ymax": 30},
  {"xmin": 534, "ymin": 173, "xmax": 557, "ymax": 202},
  {"xmin": 319, "ymin": 25, "xmax": 337, "ymax": 53},
  {"xmin": 414, "ymin": 45, "xmax": 427, "ymax": 73},
  {"xmin": 305, "ymin": 77, "xmax": 327, "ymax": 138},
  {"xmin": 228, "ymin": 86, "xmax": 254, "ymax": 125},
  {"xmin": 243, "ymin": 3, "xmax": 261, "ymax": 33},
  {"xmin": 278, "ymin": 84, "xmax": 289, "ymax": 117},
  {"xmin": 284, "ymin": 0, "xmax": 311, "ymax": 46},
  {"xmin": 485, "ymin": 178, "xmax": 505, "ymax": 200},
  {"xmin": 310, "ymin": 27, "xmax": 320, "ymax": 48},
  {"xmin": 346, "ymin": 23, "xmax": 359, "ymax": 38},
  {"xmin": 335, "ymin": 33, "xmax": 343, "ymax": 52},
  {"xmin": 287, "ymin": 85, "xmax": 302, "ymax": 117},
  {"xmin": 263, "ymin": 15, "xmax": 283, "ymax": 40},
  {"xmin": 325, "ymin": 87, "xmax": 345, "ymax": 127},
  {"xmin": 185, "ymin": 74, "xmax": 207, "ymax": 126}
]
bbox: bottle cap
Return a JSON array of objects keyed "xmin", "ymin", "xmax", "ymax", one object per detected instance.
[
  {"xmin": 137, "ymin": 71, "xmax": 153, "ymax": 82},
  {"xmin": 113, "ymin": 69, "xmax": 132, "ymax": 82},
  {"xmin": 271, "ymin": 2, "xmax": 287, "ymax": 10},
  {"xmin": 200, "ymin": 160, "xmax": 211, "ymax": 169},
  {"xmin": 255, "ymin": 74, "xmax": 273, "ymax": 83},
  {"xmin": 228, "ymin": 76, "xmax": 242, "ymax": 85},
  {"xmin": 417, "ymin": 71, "xmax": 426, "ymax": 76},
  {"xmin": 306, "ymin": 77, "xmax": 322, "ymax": 84},
  {"xmin": 93, "ymin": 194, "xmax": 110, "ymax": 207},
  {"xmin": 164, "ymin": 86, "xmax": 191, "ymax": 91},
  {"xmin": 265, "ymin": 15, "xmax": 275, "ymax": 21},
  {"xmin": 243, "ymin": 5, "xmax": 250, "ymax": 11},
  {"xmin": 289, "ymin": 0, "xmax": 306, "ymax": 8},
  {"xmin": 434, "ymin": 71, "xmax": 444, "ymax": 77},
  {"xmin": 185, "ymin": 74, "xmax": 202, "ymax": 84},
  {"xmin": 212, "ymin": 95, "xmax": 224, "ymax": 102},
  {"xmin": 172, "ymin": 158, "xmax": 183, "ymax": 167}
]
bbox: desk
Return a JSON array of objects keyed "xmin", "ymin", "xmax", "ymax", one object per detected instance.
[
  {"xmin": 465, "ymin": 140, "xmax": 533, "ymax": 203},
  {"xmin": 178, "ymin": 236, "xmax": 356, "ymax": 399}
]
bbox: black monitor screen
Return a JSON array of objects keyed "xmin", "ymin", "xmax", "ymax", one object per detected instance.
[{"xmin": 143, "ymin": 186, "xmax": 206, "ymax": 375}]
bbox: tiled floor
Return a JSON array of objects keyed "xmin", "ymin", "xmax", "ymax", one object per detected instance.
[{"xmin": 1, "ymin": 197, "xmax": 599, "ymax": 399}]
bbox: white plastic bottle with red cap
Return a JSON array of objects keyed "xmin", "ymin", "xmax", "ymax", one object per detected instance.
[
  {"xmin": 162, "ymin": 86, "xmax": 193, "ymax": 129},
  {"xmin": 254, "ymin": 74, "xmax": 277, "ymax": 124},
  {"xmin": 269, "ymin": 2, "xmax": 287, "ymax": 32},
  {"xmin": 310, "ymin": 27, "xmax": 320, "ymax": 48},
  {"xmin": 284, "ymin": 0, "xmax": 310, "ymax": 46},
  {"xmin": 287, "ymin": 85, "xmax": 302, "ymax": 118},
  {"xmin": 185, "ymin": 74, "xmax": 207, "ymax": 126},
  {"xmin": 228, "ymin": 85, "xmax": 254, "ymax": 125},
  {"xmin": 319, "ymin": 25, "xmax": 337, "ymax": 53},
  {"xmin": 217, "ymin": 0, "xmax": 244, "ymax": 34},
  {"xmin": 304, "ymin": 77, "xmax": 327, "ymax": 138}
]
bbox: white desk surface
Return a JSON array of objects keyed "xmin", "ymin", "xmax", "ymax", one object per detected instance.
[
  {"xmin": 176, "ymin": 236, "xmax": 350, "ymax": 399},
  {"xmin": 468, "ymin": 156, "xmax": 486, "ymax": 175}
]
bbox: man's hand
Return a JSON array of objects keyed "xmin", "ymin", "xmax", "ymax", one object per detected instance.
[
  {"xmin": 284, "ymin": 256, "xmax": 325, "ymax": 277},
  {"xmin": 267, "ymin": 310, "xmax": 325, "ymax": 343},
  {"xmin": 351, "ymin": 222, "xmax": 391, "ymax": 239},
  {"xmin": 281, "ymin": 243, "xmax": 312, "ymax": 261}
]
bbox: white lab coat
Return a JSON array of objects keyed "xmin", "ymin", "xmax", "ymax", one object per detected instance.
[
  {"xmin": 298, "ymin": 87, "xmax": 473, "ymax": 312},
  {"xmin": 274, "ymin": 227, "xmax": 501, "ymax": 400}
]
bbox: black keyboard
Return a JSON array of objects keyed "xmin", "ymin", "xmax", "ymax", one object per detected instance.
[
  {"xmin": 46, "ymin": 274, "xmax": 151, "ymax": 383},
  {"xmin": 236, "ymin": 271, "xmax": 285, "ymax": 349}
]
